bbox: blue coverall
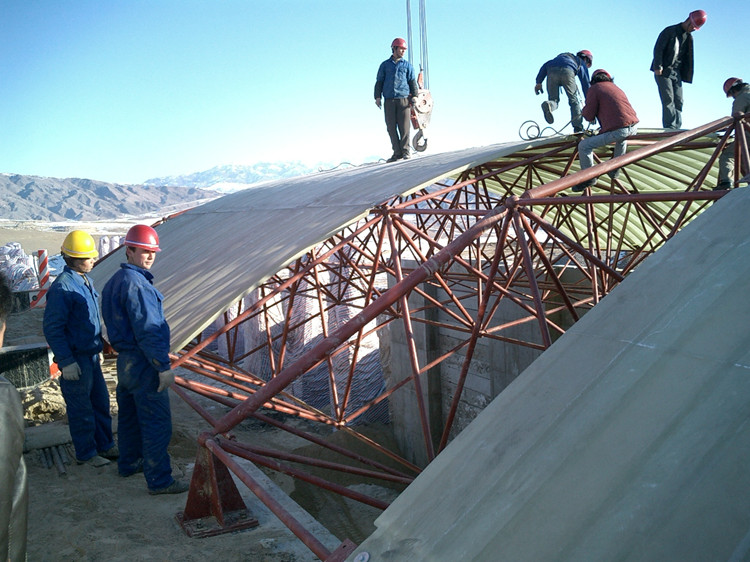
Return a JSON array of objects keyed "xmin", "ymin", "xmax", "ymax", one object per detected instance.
[
  {"xmin": 43, "ymin": 267, "xmax": 114, "ymax": 462},
  {"xmin": 101, "ymin": 263, "xmax": 175, "ymax": 491}
]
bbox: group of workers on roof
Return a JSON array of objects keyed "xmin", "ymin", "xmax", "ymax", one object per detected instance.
[{"xmin": 373, "ymin": 9, "xmax": 749, "ymax": 193}]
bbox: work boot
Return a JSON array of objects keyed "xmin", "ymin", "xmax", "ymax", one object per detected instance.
[
  {"xmin": 572, "ymin": 178, "xmax": 596, "ymax": 193},
  {"xmin": 148, "ymin": 479, "xmax": 189, "ymax": 495},
  {"xmin": 714, "ymin": 180, "xmax": 731, "ymax": 191},
  {"xmin": 77, "ymin": 455, "xmax": 110, "ymax": 468},
  {"xmin": 386, "ymin": 154, "xmax": 401, "ymax": 163},
  {"xmin": 100, "ymin": 445, "xmax": 119, "ymax": 460},
  {"xmin": 401, "ymin": 151, "xmax": 411, "ymax": 160},
  {"xmin": 541, "ymin": 101, "xmax": 554, "ymax": 124}
]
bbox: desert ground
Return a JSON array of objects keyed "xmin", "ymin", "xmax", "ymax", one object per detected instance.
[{"xmin": 2, "ymin": 223, "xmax": 401, "ymax": 562}]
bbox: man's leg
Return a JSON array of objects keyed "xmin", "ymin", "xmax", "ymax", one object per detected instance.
[
  {"xmin": 87, "ymin": 355, "xmax": 115, "ymax": 454},
  {"xmin": 60, "ymin": 359, "xmax": 98, "ymax": 461},
  {"xmin": 383, "ymin": 99, "xmax": 402, "ymax": 159},
  {"xmin": 559, "ymin": 68, "xmax": 583, "ymax": 131},
  {"xmin": 396, "ymin": 98, "xmax": 412, "ymax": 158},
  {"xmin": 717, "ymin": 141, "xmax": 735, "ymax": 189},
  {"xmin": 128, "ymin": 362, "xmax": 174, "ymax": 491},
  {"xmin": 116, "ymin": 353, "xmax": 143, "ymax": 476},
  {"xmin": 655, "ymin": 73, "xmax": 678, "ymax": 129},
  {"xmin": 542, "ymin": 68, "xmax": 563, "ymax": 123},
  {"xmin": 672, "ymin": 75, "xmax": 683, "ymax": 129}
]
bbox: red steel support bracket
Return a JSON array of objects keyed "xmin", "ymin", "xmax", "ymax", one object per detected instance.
[{"xmin": 176, "ymin": 444, "xmax": 259, "ymax": 538}]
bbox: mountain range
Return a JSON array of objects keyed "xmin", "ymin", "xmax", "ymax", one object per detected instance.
[{"xmin": 0, "ymin": 161, "xmax": 353, "ymax": 221}]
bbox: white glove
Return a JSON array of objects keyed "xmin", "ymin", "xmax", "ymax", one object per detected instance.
[
  {"xmin": 157, "ymin": 370, "xmax": 175, "ymax": 392},
  {"xmin": 61, "ymin": 362, "xmax": 81, "ymax": 381},
  {"xmin": 98, "ymin": 352, "xmax": 104, "ymax": 365}
]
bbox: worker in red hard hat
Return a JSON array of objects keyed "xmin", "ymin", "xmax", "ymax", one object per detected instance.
[
  {"xmin": 534, "ymin": 50, "xmax": 593, "ymax": 133},
  {"xmin": 101, "ymin": 224, "xmax": 189, "ymax": 495},
  {"xmin": 715, "ymin": 77, "xmax": 750, "ymax": 190},
  {"xmin": 650, "ymin": 10, "xmax": 707, "ymax": 129},
  {"xmin": 572, "ymin": 69, "xmax": 639, "ymax": 193},
  {"xmin": 374, "ymin": 37, "xmax": 419, "ymax": 162}
]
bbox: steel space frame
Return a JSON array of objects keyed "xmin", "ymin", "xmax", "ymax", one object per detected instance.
[{"xmin": 169, "ymin": 115, "xmax": 748, "ymax": 560}]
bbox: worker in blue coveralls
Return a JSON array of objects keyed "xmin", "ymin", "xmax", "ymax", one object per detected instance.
[
  {"xmin": 101, "ymin": 224, "xmax": 188, "ymax": 495},
  {"xmin": 43, "ymin": 230, "xmax": 118, "ymax": 468},
  {"xmin": 535, "ymin": 50, "xmax": 593, "ymax": 133},
  {"xmin": 374, "ymin": 37, "xmax": 419, "ymax": 162}
]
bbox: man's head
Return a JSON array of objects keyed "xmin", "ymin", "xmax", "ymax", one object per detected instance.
[
  {"xmin": 591, "ymin": 69, "xmax": 613, "ymax": 84},
  {"xmin": 124, "ymin": 224, "xmax": 160, "ymax": 270},
  {"xmin": 0, "ymin": 272, "xmax": 11, "ymax": 347},
  {"xmin": 391, "ymin": 37, "xmax": 407, "ymax": 60},
  {"xmin": 684, "ymin": 9, "xmax": 706, "ymax": 32},
  {"xmin": 577, "ymin": 50, "xmax": 593, "ymax": 69},
  {"xmin": 61, "ymin": 230, "xmax": 99, "ymax": 274},
  {"xmin": 723, "ymin": 77, "xmax": 744, "ymax": 98}
]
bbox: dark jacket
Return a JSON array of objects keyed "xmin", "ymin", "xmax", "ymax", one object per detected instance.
[{"xmin": 650, "ymin": 23, "xmax": 694, "ymax": 83}]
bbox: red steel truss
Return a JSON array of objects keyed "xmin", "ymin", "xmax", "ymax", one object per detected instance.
[{"xmin": 169, "ymin": 114, "xmax": 748, "ymax": 559}]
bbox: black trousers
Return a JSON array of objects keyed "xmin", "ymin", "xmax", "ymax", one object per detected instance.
[{"xmin": 384, "ymin": 97, "xmax": 411, "ymax": 157}]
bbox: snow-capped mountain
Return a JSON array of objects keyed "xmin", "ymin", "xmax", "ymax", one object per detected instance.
[{"xmin": 144, "ymin": 161, "xmax": 330, "ymax": 193}]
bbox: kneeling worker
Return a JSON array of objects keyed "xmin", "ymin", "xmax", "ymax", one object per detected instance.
[{"xmin": 573, "ymin": 69, "xmax": 639, "ymax": 192}]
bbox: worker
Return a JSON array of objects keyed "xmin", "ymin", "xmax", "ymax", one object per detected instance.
[
  {"xmin": 374, "ymin": 37, "xmax": 419, "ymax": 162},
  {"xmin": 534, "ymin": 50, "xmax": 593, "ymax": 133},
  {"xmin": 650, "ymin": 9, "xmax": 707, "ymax": 129},
  {"xmin": 572, "ymin": 69, "xmax": 639, "ymax": 192},
  {"xmin": 716, "ymin": 77, "xmax": 750, "ymax": 190},
  {"xmin": 0, "ymin": 272, "xmax": 28, "ymax": 562},
  {"xmin": 101, "ymin": 224, "xmax": 188, "ymax": 495},
  {"xmin": 43, "ymin": 230, "xmax": 118, "ymax": 467}
]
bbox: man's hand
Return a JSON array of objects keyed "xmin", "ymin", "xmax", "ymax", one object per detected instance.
[
  {"xmin": 61, "ymin": 362, "xmax": 81, "ymax": 381},
  {"xmin": 375, "ymin": 98, "xmax": 382, "ymax": 109},
  {"xmin": 653, "ymin": 68, "xmax": 663, "ymax": 76},
  {"xmin": 157, "ymin": 370, "xmax": 175, "ymax": 392},
  {"xmin": 534, "ymin": 84, "xmax": 543, "ymax": 95}
]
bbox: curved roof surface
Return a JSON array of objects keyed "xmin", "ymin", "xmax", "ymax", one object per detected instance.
[
  {"xmin": 90, "ymin": 129, "xmax": 721, "ymax": 352},
  {"xmin": 351, "ymin": 186, "xmax": 750, "ymax": 560}
]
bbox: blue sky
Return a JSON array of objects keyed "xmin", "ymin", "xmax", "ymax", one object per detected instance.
[{"xmin": 1, "ymin": 0, "xmax": 747, "ymax": 184}]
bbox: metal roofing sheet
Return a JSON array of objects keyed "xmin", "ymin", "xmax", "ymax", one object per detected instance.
[{"xmin": 89, "ymin": 139, "xmax": 553, "ymax": 351}]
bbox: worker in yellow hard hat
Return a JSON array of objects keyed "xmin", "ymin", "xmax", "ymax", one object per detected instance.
[{"xmin": 43, "ymin": 230, "xmax": 118, "ymax": 467}]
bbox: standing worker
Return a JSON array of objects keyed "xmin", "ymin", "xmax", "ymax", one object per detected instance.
[
  {"xmin": 535, "ymin": 50, "xmax": 593, "ymax": 133},
  {"xmin": 43, "ymin": 230, "xmax": 118, "ymax": 467},
  {"xmin": 650, "ymin": 9, "xmax": 707, "ymax": 129},
  {"xmin": 572, "ymin": 69, "xmax": 639, "ymax": 192},
  {"xmin": 1, "ymin": 272, "xmax": 28, "ymax": 562},
  {"xmin": 101, "ymin": 224, "xmax": 188, "ymax": 495},
  {"xmin": 716, "ymin": 77, "xmax": 750, "ymax": 190},
  {"xmin": 374, "ymin": 37, "xmax": 419, "ymax": 162}
]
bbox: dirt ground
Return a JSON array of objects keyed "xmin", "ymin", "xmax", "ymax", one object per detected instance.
[{"xmin": 2, "ymin": 247, "xmax": 404, "ymax": 561}]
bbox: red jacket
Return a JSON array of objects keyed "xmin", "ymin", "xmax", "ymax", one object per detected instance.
[{"xmin": 582, "ymin": 81, "xmax": 639, "ymax": 133}]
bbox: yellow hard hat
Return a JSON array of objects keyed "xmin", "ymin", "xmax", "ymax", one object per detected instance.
[{"xmin": 61, "ymin": 230, "xmax": 99, "ymax": 259}]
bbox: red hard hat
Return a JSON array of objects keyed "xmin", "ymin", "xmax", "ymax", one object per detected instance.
[
  {"xmin": 723, "ymin": 77, "xmax": 742, "ymax": 97},
  {"xmin": 592, "ymin": 69, "xmax": 612, "ymax": 81},
  {"xmin": 124, "ymin": 224, "xmax": 161, "ymax": 252},
  {"xmin": 577, "ymin": 49, "xmax": 593, "ymax": 63},
  {"xmin": 689, "ymin": 9, "xmax": 706, "ymax": 29},
  {"xmin": 391, "ymin": 37, "xmax": 407, "ymax": 49}
]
